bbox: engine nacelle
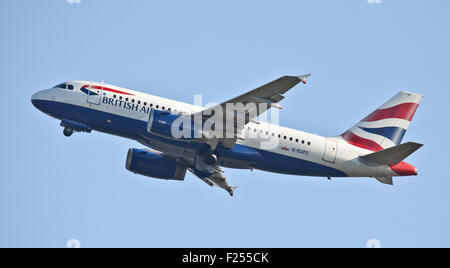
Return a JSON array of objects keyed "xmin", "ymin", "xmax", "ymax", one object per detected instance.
[
  {"xmin": 125, "ymin": 149, "xmax": 187, "ymax": 180},
  {"xmin": 147, "ymin": 109, "xmax": 199, "ymax": 140}
]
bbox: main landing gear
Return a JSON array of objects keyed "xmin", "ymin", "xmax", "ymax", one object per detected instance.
[
  {"xmin": 63, "ymin": 127, "xmax": 74, "ymax": 137},
  {"xmin": 204, "ymin": 154, "xmax": 218, "ymax": 166}
]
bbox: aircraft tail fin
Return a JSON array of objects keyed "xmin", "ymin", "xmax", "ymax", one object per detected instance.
[
  {"xmin": 360, "ymin": 142, "xmax": 423, "ymax": 166},
  {"xmin": 341, "ymin": 91, "xmax": 422, "ymax": 151}
]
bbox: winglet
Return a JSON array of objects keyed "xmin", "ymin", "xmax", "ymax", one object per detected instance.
[
  {"xmin": 298, "ymin": 74, "xmax": 311, "ymax": 84},
  {"xmin": 228, "ymin": 186, "xmax": 238, "ymax": 197}
]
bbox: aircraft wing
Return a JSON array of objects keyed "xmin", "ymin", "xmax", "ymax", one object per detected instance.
[
  {"xmin": 188, "ymin": 168, "xmax": 237, "ymax": 196},
  {"xmin": 217, "ymin": 74, "xmax": 310, "ymax": 111},
  {"xmin": 195, "ymin": 74, "xmax": 310, "ymax": 149}
]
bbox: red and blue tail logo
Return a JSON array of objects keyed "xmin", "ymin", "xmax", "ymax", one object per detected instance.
[{"xmin": 341, "ymin": 91, "xmax": 422, "ymax": 151}]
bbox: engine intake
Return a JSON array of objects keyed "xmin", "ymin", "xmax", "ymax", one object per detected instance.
[{"xmin": 126, "ymin": 149, "xmax": 186, "ymax": 181}]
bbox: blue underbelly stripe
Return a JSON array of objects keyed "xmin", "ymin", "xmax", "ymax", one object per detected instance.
[{"xmin": 252, "ymin": 148, "xmax": 348, "ymax": 177}]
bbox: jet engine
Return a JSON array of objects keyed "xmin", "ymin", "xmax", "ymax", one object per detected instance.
[
  {"xmin": 147, "ymin": 109, "xmax": 200, "ymax": 140},
  {"xmin": 125, "ymin": 149, "xmax": 187, "ymax": 180}
]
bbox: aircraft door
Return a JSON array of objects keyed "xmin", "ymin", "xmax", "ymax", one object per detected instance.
[
  {"xmin": 323, "ymin": 139, "xmax": 338, "ymax": 163},
  {"xmin": 87, "ymin": 82, "xmax": 103, "ymax": 105}
]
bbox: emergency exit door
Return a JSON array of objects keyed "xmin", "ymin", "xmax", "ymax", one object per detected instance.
[{"xmin": 323, "ymin": 139, "xmax": 338, "ymax": 163}]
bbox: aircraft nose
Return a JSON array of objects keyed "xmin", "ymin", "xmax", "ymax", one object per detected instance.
[
  {"xmin": 31, "ymin": 90, "xmax": 49, "ymax": 111},
  {"xmin": 31, "ymin": 91, "xmax": 41, "ymax": 107}
]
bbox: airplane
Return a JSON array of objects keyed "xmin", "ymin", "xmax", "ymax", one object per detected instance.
[{"xmin": 31, "ymin": 75, "xmax": 423, "ymax": 196}]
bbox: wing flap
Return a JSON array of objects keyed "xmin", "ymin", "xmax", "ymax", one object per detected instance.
[{"xmin": 188, "ymin": 168, "xmax": 236, "ymax": 196}]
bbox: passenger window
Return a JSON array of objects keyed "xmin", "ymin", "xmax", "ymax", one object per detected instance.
[
  {"xmin": 150, "ymin": 104, "xmax": 153, "ymax": 107},
  {"xmin": 296, "ymin": 139, "xmax": 299, "ymax": 143},
  {"xmin": 119, "ymin": 96, "xmax": 123, "ymax": 100},
  {"xmin": 302, "ymin": 140, "xmax": 305, "ymax": 144},
  {"xmin": 156, "ymin": 105, "xmax": 159, "ymax": 109},
  {"xmin": 131, "ymin": 99, "xmax": 135, "ymax": 103},
  {"xmin": 284, "ymin": 136, "xmax": 287, "ymax": 140},
  {"xmin": 138, "ymin": 101, "xmax": 141, "ymax": 104},
  {"xmin": 290, "ymin": 137, "xmax": 293, "ymax": 141},
  {"xmin": 125, "ymin": 98, "xmax": 129, "ymax": 102},
  {"xmin": 144, "ymin": 102, "xmax": 147, "ymax": 106},
  {"xmin": 113, "ymin": 95, "xmax": 117, "ymax": 99},
  {"xmin": 308, "ymin": 142, "xmax": 311, "ymax": 146}
]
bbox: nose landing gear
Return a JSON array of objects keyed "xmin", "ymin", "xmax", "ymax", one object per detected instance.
[
  {"xmin": 60, "ymin": 119, "xmax": 92, "ymax": 137},
  {"xmin": 63, "ymin": 127, "xmax": 74, "ymax": 137}
]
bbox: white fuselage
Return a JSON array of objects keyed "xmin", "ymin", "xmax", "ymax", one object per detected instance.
[{"xmin": 31, "ymin": 81, "xmax": 403, "ymax": 179}]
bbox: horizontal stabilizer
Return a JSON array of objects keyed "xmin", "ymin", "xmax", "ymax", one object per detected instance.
[
  {"xmin": 360, "ymin": 142, "xmax": 423, "ymax": 165},
  {"xmin": 375, "ymin": 177, "xmax": 393, "ymax": 185}
]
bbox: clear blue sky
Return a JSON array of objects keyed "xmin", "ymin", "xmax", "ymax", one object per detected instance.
[{"xmin": 1, "ymin": 0, "xmax": 449, "ymax": 248}]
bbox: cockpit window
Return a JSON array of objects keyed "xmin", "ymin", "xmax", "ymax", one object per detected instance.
[
  {"xmin": 52, "ymin": 83, "xmax": 74, "ymax": 90},
  {"xmin": 53, "ymin": 83, "xmax": 67, "ymax": 89}
]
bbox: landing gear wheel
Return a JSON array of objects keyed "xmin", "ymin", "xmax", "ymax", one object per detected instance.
[{"xmin": 63, "ymin": 127, "xmax": 74, "ymax": 137}]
